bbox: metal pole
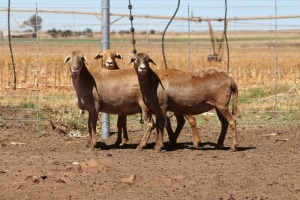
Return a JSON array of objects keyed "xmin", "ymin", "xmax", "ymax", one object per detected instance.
[
  {"xmin": 101, "ymin": 0, "xmax": 110, "ymax": 139},
  {"xmin": 188, "ymin": 3, "xmax": 190, "ymax": 71},
  {"xmin": 35, "ymin": 3, "xmax": 40, "ymax": 136},
  {"xmin": 224, "ymin": 0, "xmax": 230, "ymax": 74},
  {"xmin": 274, "ymin": 0, "xmax": 279, "ymax": 135},
  {"xmin": 7, "ymin": 0, "xmax": 17, "ymax": 90}
]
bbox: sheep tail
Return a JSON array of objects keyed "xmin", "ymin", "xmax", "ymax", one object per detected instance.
[{"xmin": 231, "ymin": 79, "xmax": 238, "ymax": 116}]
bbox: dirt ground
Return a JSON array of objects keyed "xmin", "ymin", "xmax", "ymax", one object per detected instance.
[{"xmin": 0, "ymin": 108, "xmax": 299, "ymax": 200}]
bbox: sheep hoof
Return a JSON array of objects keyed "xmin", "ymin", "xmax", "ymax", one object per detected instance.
[
  {"xmin": 122, "ymin": 138, "xmax": 128, "ymax": 145},
  {"xmin": 230, "ymin": 145, "xmax": 238, "ymax": 152},
  {"xmin": 119, "ymin": 142, "xmax": 128, "ymax": 147},
  {"xmin": 114, "ymin": 141, "xmax": 122, "ymax": 146},
  {"xmin": 214, "ymin": 143, "xmax": 224, "ymax": 150},
  {"xmin": 154, "ymin": 145, "xmax": 163, "ymax": 152},
  {"xmin": 136, "ymin": 144, "xmax": 146, "ymax": 150},
  {"xmin": 115, "ymin": 139, "xmax": 128, "ymax": 147},
  {"xmin": 86, "ymin": 144, "xmax": 95, "ymax": 151},
  {"xmin": 193, "ymin": 141, "xmax": 201, "ymax": 148},
  {"xmin": 86, "ymin": 142, "xmax": 93, "ymax": 149}
]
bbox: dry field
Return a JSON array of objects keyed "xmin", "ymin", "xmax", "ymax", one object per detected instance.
[
  {"xmin": 1, "ymin": 31, "xmax": 299, "ymax": 113},
  {"xmin": 1, "ymin": 31, "xmax": 299, "ymax": 92},
  {"xmin": 0, "ymin": 100, "xmax": 299, "ymax": 200},
  {"xmin": 0, "ymin": 31, "xmax": 299, "ymax": 132},
  {"xmin": 0, "ymin": 31, "xmax": 299, "ymax": 199}
]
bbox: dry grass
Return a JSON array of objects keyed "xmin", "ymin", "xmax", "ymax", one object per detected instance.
[{"xmin": 0, "ymin": 31, "xmax": 299, "ymax": 117}]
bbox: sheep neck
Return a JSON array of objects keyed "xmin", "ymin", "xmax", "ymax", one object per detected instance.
[
  {"xmin": 137, "ymin": 70, "xmax": 161, "ymax": 106},
  {"xmin": 71, "ymin": 64, "xmax": 93, "ymax": 96}
]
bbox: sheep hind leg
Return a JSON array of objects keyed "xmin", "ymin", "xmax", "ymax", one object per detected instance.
[
  {"xmin": 86, "ymin": 117, "xmax": 93, "ymax": 148},
  {"xmin": 115, "ymin": 115, "xmax": 128, "ymax": 146},
  {"xmin": 137, "ymin": 112, "xmax": 154, "ymax": 150},
  {"xmin": 165, "ymin": 115, "xmax": 177, "ymax": 147},
  {"xmin": 184, "ymin": 115, "xmax": 201, "ymax": 147},
  {"xmin": 153, "ymin": 109, "xmax": 167, "ymax": 152},
  {"xmin": 171, "ymin": 113, "xmax": 185, "ymax": 144},
  {"xmin": 86, "ymin": 110, "xmax": 98, "ymax": 150},
  {"xmin": 154, "ymin": 120, "xmax": 165, "ymax": 152},
  {"xmin": 121, "ymin": 115, "xmax": 129, "ymax": 145},
  {"xmin": 215, "ymin": 107, "xmax": 238, "ymax": 151},
  {"xmin": 215, "ymin": 109, "xmax": 228, "ymax": 150}
]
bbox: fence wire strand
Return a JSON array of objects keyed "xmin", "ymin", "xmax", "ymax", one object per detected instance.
[{"xmin": 0, "ymin": 1, "xmax": 299, "ymax": 134}]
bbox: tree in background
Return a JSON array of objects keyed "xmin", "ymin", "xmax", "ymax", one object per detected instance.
[
  {"xmin": 23, "ymin": 14, "xmax": 42, "ymax": 35},
  {"xmin": 84, "ymin": 28, "xmax": 93, "ymax": 37},
  {"xmin": 47, "ymin": 28, "xmax": 58, "ymax": 38},
  {"xmin": 47, "ymin": 28, "xmax": 74, "ymax": 38},
  {"xmin": 62, "ymin": 30, "xmax": 72, "ymax": 38}
]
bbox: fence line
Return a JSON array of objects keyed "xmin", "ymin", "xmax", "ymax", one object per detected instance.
[
  {"xmin": 0, "ymin": 1, "xmax": 299, "ymax": 136},
  {"xmin": 35, "ymin": 4, "xmax": 41, "ymax": 135},
  {"xmin": 274, "ymin": 0, "xmax": 279, "ymax": 134}
]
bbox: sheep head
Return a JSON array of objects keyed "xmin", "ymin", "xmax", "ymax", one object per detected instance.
[
  {"xmin": 64, "ymin": 51, "xmax": 88, "ymax": 74},
  {"xmin": 129, "ymin": 53, "xmax": 156, "ymax": 75},
  {"xmin": 94, "ymin": 49, "xmax": 122, "ymax": 70}
]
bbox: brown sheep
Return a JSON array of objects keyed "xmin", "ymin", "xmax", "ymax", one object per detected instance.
[
  {"xmin": 64, "ymin": 51, "xmax": 200, "ymax": 150},
  {"xmin": 79, "ymin": 49, "xmax": 127, "ymax": 145},
  {"xmin": 64, "ymin": 51, "xmax": 153, "ymax": 149},
  {"xmin": 94, "ymin": 50, "xmax": 201, "ymax": 148},
  {"xmin": 94, "ymin": 49, "xmax": 128, "ymax": 146},
  {"xmin": 130, "ymin": 53, "xmax": 238, "ymax": 152},
  {"xmin": 94, "ymin": 49, "xmax": 122, "ymax": 70}
]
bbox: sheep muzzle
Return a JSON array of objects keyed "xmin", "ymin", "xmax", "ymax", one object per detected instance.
[
  {"xmin": 105, "ymin": 60, "xmax": 115, "ymax": 68},
  {"xmin": 70, "ymin": 65, "xmax": 79, "ymax": 74},
  {"xmin": 138, "ymin": 64, "xmax": 147, "ymax": 75}
]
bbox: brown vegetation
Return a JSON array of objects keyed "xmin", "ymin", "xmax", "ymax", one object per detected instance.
[{"xmin": 0, "ymin": 31, "xmax": 299, "ymax": 114}]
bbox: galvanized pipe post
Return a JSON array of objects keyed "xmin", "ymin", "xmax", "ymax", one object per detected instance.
[{"xmin": 101, "ymin": 0, "xmax": 110, "ymax": 139}]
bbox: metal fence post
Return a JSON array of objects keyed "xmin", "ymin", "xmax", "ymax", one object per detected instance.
[{"xmin": 101, "ymin": 0, "xmax": 110, "ymax": 139}]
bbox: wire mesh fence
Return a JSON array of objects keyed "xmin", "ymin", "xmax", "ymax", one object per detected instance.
[{"xmin": 0, "ymin": 1, "xmax": 299, "ymax": 138}]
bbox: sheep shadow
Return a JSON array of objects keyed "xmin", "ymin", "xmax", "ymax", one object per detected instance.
[
  {"xmin": 95, "ymin": 140, "xmax": 255, "ymax": 152},
  {"xmin": 164, "ymin": 141, "xmax": 256, "ymax": 152}
]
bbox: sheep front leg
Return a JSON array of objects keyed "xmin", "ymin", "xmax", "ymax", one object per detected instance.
[
  {"xmin": 86, "ymin": 109, "xmax": 98, "ymax": 150},
  {"xmin": 165, "ymin": 113, "xmax": 187, "ymax": 147},
  {"xmin": 115, "ymin": 115, "xmax": 128, "ymax": 146},
  {"xmin": 121, "ymin": 115, "xmax": 129, "ymax": 145},
  {"xmin": 165, "ymin": 116, "xmax": 176, "ymax": 145},
  {"xmin": 137, "ymin": 111, "xmax": 154, "ymax": 150},
  {"xmin": 184, "ymin": 115, "xmax": 201, "ymax": 147},
  {"xmin": 215, "ymin": 107, "xmax": 238, "ymax": 151},
  {"xmin": 154, "ymin": 108, "xmax": 166, "ymax": 152}
]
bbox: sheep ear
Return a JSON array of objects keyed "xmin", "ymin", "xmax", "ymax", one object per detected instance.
[
  {"xmin": 94, "ymin": 54, "xmax": 103, "ymax": 60},
  {"xmin": 148, "ymin": 58, "xmax": 156, "ymax": 65},
  {"xmin": 83, "ymin": 55, "xmax": 88, "ymax": 65},
  {"xmin": 63, "ymin": 55, "xmax": 71, "ymax": 65},
  {"xmin": 128, "ymin": 57, "xmax": 136, "ymax": 65},
  {"xmin": 115, "ymin": 53, "xmax": 123, "ymax": 59}
]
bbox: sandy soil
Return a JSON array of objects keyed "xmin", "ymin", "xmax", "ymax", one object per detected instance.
[{"xmin": 0, "ymin": 108, "xmax": 299, "ymax": 200}]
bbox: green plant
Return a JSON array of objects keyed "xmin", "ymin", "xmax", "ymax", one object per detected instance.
[
  {"xmin": 19, "ymin": 101, "xmax": 36, "ymax": 109},
  {"xmin": 72, "ymin": 118, "xmax": 87, "ymax": 130},
  {"xmin": 244, "ymin": 88, "xmax": 265, "ymax": 98},
  {"xmin": 36, "ymin": 109, "xmax": 45, "ymax": 120}
]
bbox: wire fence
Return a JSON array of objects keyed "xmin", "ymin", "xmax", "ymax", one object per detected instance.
[{"xmin": 0, "ymin": 1, "xmax": 299, "ymax": 138}]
